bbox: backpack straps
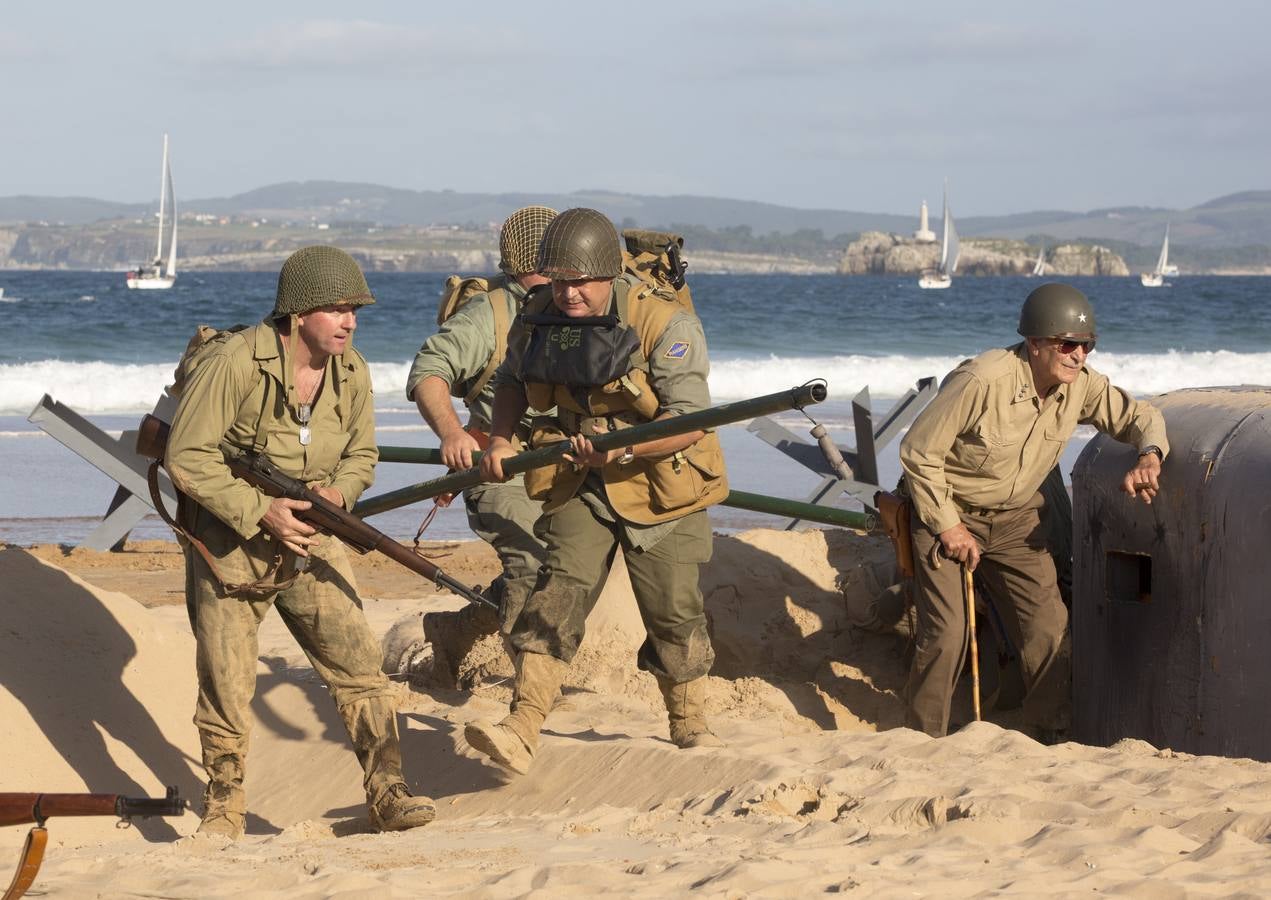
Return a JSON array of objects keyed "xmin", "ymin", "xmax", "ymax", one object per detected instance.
[{"xmin": 461, "ymin": 284, "xmax": 511, "ymax": 407}]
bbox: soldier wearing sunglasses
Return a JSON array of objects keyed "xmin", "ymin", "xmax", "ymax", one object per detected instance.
[{"xmin": 898, "ymin": 282, "xmax": 1169, "ymax": 740}]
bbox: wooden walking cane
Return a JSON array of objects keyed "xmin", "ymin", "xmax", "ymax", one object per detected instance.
[{"xmin": 962, "ymin": 565, "xmax": 982, "ymax": 722}]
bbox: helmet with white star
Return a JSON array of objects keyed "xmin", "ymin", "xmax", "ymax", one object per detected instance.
[{"xmin": 1018, "ymin": 282, "xmax": 1097, "ymax": 339}]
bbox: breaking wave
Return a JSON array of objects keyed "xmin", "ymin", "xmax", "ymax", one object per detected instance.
[{"xmin": 2, "ymin": 352, "xmax": 1270, "ymax": 416}]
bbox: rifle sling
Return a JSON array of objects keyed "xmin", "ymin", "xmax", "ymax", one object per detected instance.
[
  {"xmin": 146, "ymin": 460, "xmax": 299, "ymax": 597},
  {"xmin": 3, "ymin": 825, "xmax": 47, "ymax": 900}
]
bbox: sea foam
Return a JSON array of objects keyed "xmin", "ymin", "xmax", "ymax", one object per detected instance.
[{"xmin": 3, "ymin": 351, "xmax": 1270, "ymax": 416}]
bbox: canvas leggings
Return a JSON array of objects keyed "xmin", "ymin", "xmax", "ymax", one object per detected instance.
[
  {"xmin": 905, "ymin": 490, "xmax": 1071, "ymax": 738},
  {"xmin": 510, "ymin": 498, "xmax": 715, "ymax": 683},
  {"xmin": 185, "ymin": 530, "xmax": 402, "ymax": 808}
]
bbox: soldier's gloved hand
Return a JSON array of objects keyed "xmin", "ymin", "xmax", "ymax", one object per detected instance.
[
  {"xmin": 480, "ymin": 438, "xmax": 516, "ymax": 483},
  {"xmin": 1121, "ymin": 453, "xmax": 1162, "ymax": 504},
  {"xmin": 939, "ymin": 522, "xmax": 981, "ymax": 571},
  {"xmin": 261, "ymin": 497, "xmax": 319, "ymax": 556},
  {"xmin": 439, "ymin": 427, "xmax": 481, "ymax": 470}
]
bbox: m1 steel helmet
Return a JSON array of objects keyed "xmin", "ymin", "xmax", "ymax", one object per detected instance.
[
  {"xmin": 499, "ymin": 205, "xmax": 558, "ymax": 275},
  {"xmin": 536, "ymin": 208, "xmax": 622, "ymax": 280},
  {"xmin": 1018, "ymin": 282, "xmax": 1097, "ymax": 339},
  {"xmin": 272, "ymin": 246, "xmax": 375, "ymax": 318}
]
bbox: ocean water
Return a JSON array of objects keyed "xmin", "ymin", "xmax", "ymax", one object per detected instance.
[{"xmin": 2, "ymin": 271, "xmax": 1269, "ymax": 545}]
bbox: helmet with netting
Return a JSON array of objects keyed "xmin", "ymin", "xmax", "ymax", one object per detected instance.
[
  {"xmin": 536, "ymin": 208, "xmax": 622, "ymax": 280},
  {"xmin": 499, "ymin": 205, "xmax": 558, "ymax": 275},
  {"xmin": 272, "ymin": 246, "xmax": 375, "ymax": 318},
  {"xmin": 1018, "ymin": 282, "xmax": 1097, "ymax": 339}
]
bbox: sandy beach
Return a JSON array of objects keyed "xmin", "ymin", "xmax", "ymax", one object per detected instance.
[{"xmin": 4, "ymin": 530, "xmax": 1271, "ymax": 898}]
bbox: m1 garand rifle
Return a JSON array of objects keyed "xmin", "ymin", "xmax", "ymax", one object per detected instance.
[
  {"xmin": 136, "ymin": 415, "xmax": 494, "ymax": 610},
  {"xmin": 0, "ymin": 788, "xmax": 184, "ymax": 900}
]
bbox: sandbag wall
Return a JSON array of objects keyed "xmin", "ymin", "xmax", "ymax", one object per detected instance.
[{"xmin": 1071, "ymin": 386, "xmax": 1271, "ymax": 761}]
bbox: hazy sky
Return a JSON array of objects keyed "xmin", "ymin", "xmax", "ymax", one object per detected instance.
[{"xmin": 3, "ymin": 1, "xmax": 1267, "ymax": 216}]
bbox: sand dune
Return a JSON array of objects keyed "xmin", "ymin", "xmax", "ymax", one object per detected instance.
[{"xmin": 3, "ymin": 530, "xmax": 1271, "ymax": 897}]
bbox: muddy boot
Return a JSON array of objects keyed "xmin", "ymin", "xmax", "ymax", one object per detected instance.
[
  {"xmin": 369, "ymin": 782, "xmax": 437, "ymax": 832},
  {"xmin": 197, "ymin": 748, "xmax": 246, "ymax": 839},
  {"xmin": 422, "ymin": 601, "xmax": 501, "ymax": 689},
  {"xmin": 464, "ymin": 651, "xmax": 567, "ymax": 775},
  {"xmin": 341, "ymin": 695, "xmax": 436, "ymax": 831},
  {"xmin": 658, "ymin": 676, "xmax": 724, "ymax": 749}
]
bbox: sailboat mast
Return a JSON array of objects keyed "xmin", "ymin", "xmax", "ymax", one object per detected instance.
[{"xmin": 154, "ymin": 134, "xmax": 169, "ymax": 263}]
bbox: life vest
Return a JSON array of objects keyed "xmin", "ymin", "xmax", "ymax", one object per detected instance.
[{"xmin": 520, "ymin": 277, "xmax": 728, "ymax": 525}]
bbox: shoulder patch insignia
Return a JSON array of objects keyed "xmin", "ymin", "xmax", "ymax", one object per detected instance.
[{"xmin": 664, "ymin": 341, "xmax": 690, "ymax": 359}]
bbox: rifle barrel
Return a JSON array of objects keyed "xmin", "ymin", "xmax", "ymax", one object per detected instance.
[{"xmin": 356, "ymin": 383, "xmax": 827, "ymax": 517}]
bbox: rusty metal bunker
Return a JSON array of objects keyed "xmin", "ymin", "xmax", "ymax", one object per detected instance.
[{"xmin": 1072, "ymin": 386, "xmax": 1271, "ymax": 761}]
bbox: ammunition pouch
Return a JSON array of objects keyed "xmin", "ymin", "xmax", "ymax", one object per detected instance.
[{"xmin": 874, "ymin": 490, "xmax": 915, "ymax": 578}]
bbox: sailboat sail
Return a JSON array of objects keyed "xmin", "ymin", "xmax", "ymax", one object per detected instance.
[
  {"xmin": 1031, "ymin": 246, "xmax": 1045, "ymax": 277},
  {"xmin": 164, "ymin": 153, "xmax": 178, "ymax": 277},
  {"xmin": 943, "ymin": 207, "xmax": 959, "ymax": 276},
  {"xmin": 1154, "ymin": 223, "xmax": 1170, "ymax": 276}
]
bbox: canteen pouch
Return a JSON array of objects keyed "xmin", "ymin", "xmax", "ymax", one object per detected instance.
[
  {"xmin": 519, "ymin": 312, "xmax": 642, "ymax": 389},
  {"xmin": 874, "ymin": 490, "xmax": 915, "ymax": 578}
]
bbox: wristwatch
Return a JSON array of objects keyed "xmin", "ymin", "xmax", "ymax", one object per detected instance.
[
  {"xmin": 616, "ymin": 446, "xmax": 635, "ymax": 465},
  {"xmin": 1138, "ymin": 445, "xmax": 1163, "ymax": 460}
]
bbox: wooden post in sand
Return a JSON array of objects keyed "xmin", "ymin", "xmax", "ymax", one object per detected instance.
[{"xmin": 963, "ymin": 565, "xmax": 982, "ymax": 722}]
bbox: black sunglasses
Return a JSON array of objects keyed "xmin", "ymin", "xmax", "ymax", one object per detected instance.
[{"xmin": 1051, "ymin": 337, "xmax": 1096, "ymax": 354}]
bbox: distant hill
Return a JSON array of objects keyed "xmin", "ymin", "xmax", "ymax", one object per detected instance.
[{"xmin": 4, "ymin": 183, "xmax": 1271, "ymax": 268}]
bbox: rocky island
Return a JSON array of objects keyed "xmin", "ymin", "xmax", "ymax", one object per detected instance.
[{"xmin": 838, "ymin": 231, "xmax": 1129, "ymax": 277}]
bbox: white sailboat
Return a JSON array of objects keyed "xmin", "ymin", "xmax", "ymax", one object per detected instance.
[
  {"xmin": 1029, "ymin": 245, "xmax": 1045, "ymax": 277},
  {"xmin": 126, "ymin": 134, "xmax": 178, "ymax": 290},
  {"xmin": 918, "ymin": 182, "xmax": 959, "ymax": 289},
  {"xmin": 1140, "ymin": 223, "xmax": 1170, "ymax": 288}
]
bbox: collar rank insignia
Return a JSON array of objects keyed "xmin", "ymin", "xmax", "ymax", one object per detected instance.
[{"xmin": 665, "ymin": 341, "xmax": 690, "ymax": 359}]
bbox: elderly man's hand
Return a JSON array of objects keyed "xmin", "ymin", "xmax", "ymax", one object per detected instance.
[
  {"xmin": 938, "ymin": 522, "xmax": 982, "ymax": 571},
  {"xmin": 1121, "ymin": 452, "xmax": 1163, "ymax": 504}
]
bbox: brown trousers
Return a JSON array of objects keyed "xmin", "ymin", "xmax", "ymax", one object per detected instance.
[{"xmin": 905, "ymin": 491, "xmax": 1070, "ymax": 737}]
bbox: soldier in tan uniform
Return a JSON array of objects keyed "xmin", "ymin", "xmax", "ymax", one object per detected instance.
[
  {"xmin": 465, "ymin": 208, "xmax": 729, "ymax": 775},
  {"xmin": 166, "ymin": 246, "xmax": 435, "ymax": 837},
  {"xmin": 899, "ymin": 282, "xmax": 1169, "ymax": 739},
  {"xmin": 401, "ymin": 206, "xmax": 556, "ymax": 687}
]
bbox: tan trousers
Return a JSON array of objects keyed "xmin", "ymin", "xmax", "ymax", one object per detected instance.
[
  {"xmin": 510, "ymin": 499, "xmax": 715, "ymax": 682},
  {"xmin": 905, "ymin": 491, "xmax": 1071, "ymax": 738},
  {"xmin": 186, "ymin": 530, "xmax": 402, "ymax": 803}
]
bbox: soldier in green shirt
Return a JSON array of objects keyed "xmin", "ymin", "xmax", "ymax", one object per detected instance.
[
  {"xmin": 400, "ymin": 206, "xmax": 557, "ymax": 688},
  {"xmin": 899, "ymin": 282, "xmax": 1168, "ymax": 739},
  {"xmin": 166, "ymin": 246, "xmax": 435, "ymax": 838}
]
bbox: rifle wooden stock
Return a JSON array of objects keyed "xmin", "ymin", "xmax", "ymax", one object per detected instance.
[
  {"xmin": 0, "ymin": 788, "xmax": 184, "ymax": 827},
  {"xmin": 136, "ymin": 415, "xmax": 492, "ymax": 610}
]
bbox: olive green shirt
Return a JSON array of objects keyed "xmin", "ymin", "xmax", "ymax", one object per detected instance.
[
  {"xmin": 166, "ymin": 320, "xmax": 378, "ymax": 540},
  {"xmin": 901, "ymin": 342, "xmax": 1170, "ymax": 535},
  {"xmin": 406, "ymin": 279, "xmax": 530, "ymax": 432}
]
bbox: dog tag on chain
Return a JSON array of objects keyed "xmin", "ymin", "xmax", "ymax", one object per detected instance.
[{"xmin": 298, "ymin": 404, "xmax": 312, "ymax": 446}]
